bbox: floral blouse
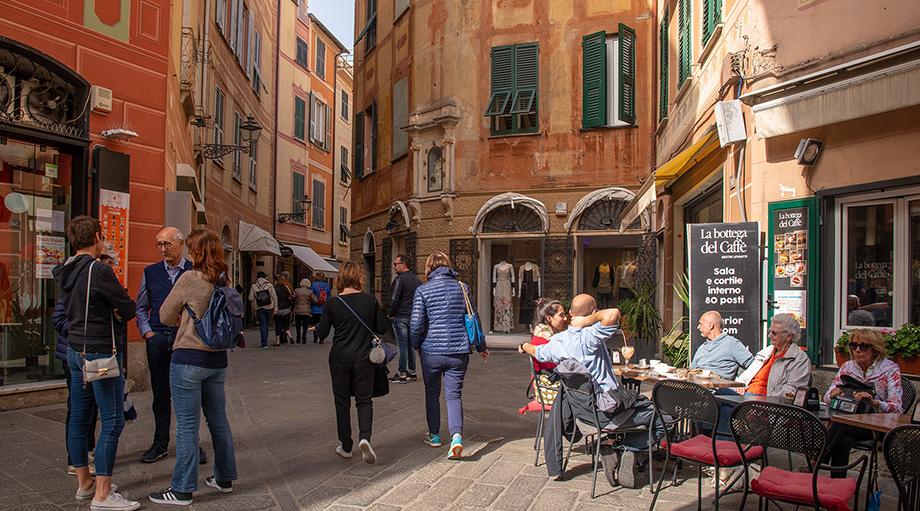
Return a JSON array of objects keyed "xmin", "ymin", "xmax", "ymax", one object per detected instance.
[{"xmin": 824, "ymin": 358, "xmax": 903, "ymax": 413}]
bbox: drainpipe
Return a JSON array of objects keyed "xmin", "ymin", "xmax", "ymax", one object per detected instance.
[
  {"xmin": 331, "ymin": 50, "xmax": 349, "ymax": 256},
  {"xmin": 200, "ymin": 0, "xmax": 211, "ymax": 212}
]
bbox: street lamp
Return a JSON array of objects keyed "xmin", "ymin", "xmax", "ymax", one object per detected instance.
[
  {"xmin": 201, "ymin": 115, "xmax": 262, "ymax": 160},
  {"xmin": 277, "ymin": 194, "xmax": 313, "ymax": 224}
]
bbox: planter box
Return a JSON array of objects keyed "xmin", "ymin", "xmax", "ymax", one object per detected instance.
[
  {"xmin": 893, "ymin": 356, "xmax": 920, "ymax": 376},
  {"xmin": 835, "ymin": 351, "xmax": 849, "ymax": 367}
]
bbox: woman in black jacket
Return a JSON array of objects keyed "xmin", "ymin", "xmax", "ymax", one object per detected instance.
[{"xmin": 315, "ymin": 262, "xmax": 391, "ymax": 465}]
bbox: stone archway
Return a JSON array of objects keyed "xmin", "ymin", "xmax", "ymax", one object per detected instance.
[
  {"xmin": 471, "ymin": 192, "xmax": 549, "ymax": 234},
  {"xmin": 565, "ymin": 187, "xmax": 649, "ymax": 232}
]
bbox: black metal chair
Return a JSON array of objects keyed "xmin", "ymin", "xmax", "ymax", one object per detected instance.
[
  {"xmin": 647, "ymin": 380, "xmax": 761, "ymax": 511},
  {"xmin": 730, "ymin": 401, "xmax": 868, "ymax": 511},
  {"xmin": 556, "ymin": 367, "xmax": 653, "ymax": 498},
  {"xmin": 527, "ymin": 360, "xmax": 559, "ymax": 466},
  {"xmin": 901, "ymin": 378, "xmax": 916, "ymax": 414},
  {"xmin": 882, "ymin": 424, "xmax": 920, "ymax": 511}
]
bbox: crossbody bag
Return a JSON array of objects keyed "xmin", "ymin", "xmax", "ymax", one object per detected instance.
[
  {"xmin": 81, "ymin": 260, "xmax": 121, "ymax": 384},
  {"xmin": 336, "ymin": 296, "xmax": 397, "ymax": 364}
]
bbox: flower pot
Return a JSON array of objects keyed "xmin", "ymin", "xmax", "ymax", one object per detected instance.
[
  {"xmin": 893, "ymin": 356, "xmax": 920, "ymax": 376},
  {"xmin": 834, "ymin": 351, "xmax": 849, "ymax": 367}
]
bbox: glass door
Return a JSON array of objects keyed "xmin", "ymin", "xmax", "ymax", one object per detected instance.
[{"xmin": 0, "ymin": 137, "xmax": 71, "ymax": 386}]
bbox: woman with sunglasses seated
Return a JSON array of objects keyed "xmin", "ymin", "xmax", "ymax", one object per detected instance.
[{"xmin": 823, "ymin": 329, "xmax": 903, "ymax": 478}]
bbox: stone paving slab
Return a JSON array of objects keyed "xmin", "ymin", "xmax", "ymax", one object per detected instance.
[{"xmin": 0, "ymin": 329, "xmax": 901, "ymax": 510}]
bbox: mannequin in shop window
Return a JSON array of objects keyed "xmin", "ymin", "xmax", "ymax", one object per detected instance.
[
  {"xmin": 592, "ymin": 262, "xmax": 614, "ymax": 309},
  {"xmin": 517, "ymin": 262, "xmax": 542, "ymax": 328},
  {"xmin": 492, "ymin": 261, "xmax": 515, "ymax": 333},
  {"xmin": 615, "ymin": 252, "xmax": 638, "ymax": 301}
]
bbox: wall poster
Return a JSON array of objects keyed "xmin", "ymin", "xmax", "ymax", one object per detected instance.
[{"xmin": 99, "ymin": 188, "xmax": 130, "ymax": 287}]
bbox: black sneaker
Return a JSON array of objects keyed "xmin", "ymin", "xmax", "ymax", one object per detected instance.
[
  {"xmin": 140, "ymin": 444, "xmax": 168, "ymax": 463},
  {"xmin": 406, "ymin": 372, "xmax": 418, "ymax": 382},
  {"xmin": 617, "ymin": 450, "xmax": 639, "ymax": 489},
  {"xmin": 198, "ymin": 447, "xmax": 207, "ymax": 465},
  {"xmin": 388, "ymin": 373, "xmax": 407, "ymax": 384},
  {"xmin": 205, "ymin": 477, "xmax": 233, "ymax": 493},
  {"xmin": 149, "ymin": 488, "xmax": 192, "ymax": 506},
  {"xmin": 599, "ymin": 445, "xmax": 620, "ymax": 488}
]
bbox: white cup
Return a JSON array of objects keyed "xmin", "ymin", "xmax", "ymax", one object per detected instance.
[
  {"xmin": 649, "ymin": 359, "xmax": 661, "ymax": 366},
  {"xmin": 639, "ymin": 359, "xmax": 648, "ymax": 367}
]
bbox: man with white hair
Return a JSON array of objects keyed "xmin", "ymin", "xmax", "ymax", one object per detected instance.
[
  {"xmin": 136, "ymin": 227, "xmax": 205, "ymax": 464},
  {"xmin": 690, "ymin": 310, "xmax": 754, "ymax": 380},
  {"xmin": 735, "ymin": 313, "xmax": 811, "ymax": 397}
]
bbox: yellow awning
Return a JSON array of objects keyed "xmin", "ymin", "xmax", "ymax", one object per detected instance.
[{"xmin": 654, "ymin": 130, "xmax": 720, "ymax": 187}]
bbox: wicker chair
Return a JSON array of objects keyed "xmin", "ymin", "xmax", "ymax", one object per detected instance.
[
  {"xmin": 647, "ymin": 380, "xmax": 762, "ymax": 511},
  {"xmin": 882, "ymin": 424, "xmax": 920, "ymax": 511},
  {"xmin": 730, "ymin": 401, "xmax": 868, "ymax": 511}
]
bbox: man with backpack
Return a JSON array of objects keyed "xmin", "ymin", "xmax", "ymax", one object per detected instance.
[
  {"xmin": 309, "ymin": 272, "xmax": 332, "ymax": 344},
  {"xmin": 249, "ymin": 271, "xmax": 277, "ymax": 349},
  {"xmin": 136, "ymin": 227, "xmax": 207, "ymax": 465}
]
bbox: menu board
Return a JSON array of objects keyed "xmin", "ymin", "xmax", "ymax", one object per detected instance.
[
  {"xmin": 768, "ymin": 198, "xmax": 819, "ymax": 362},
  {"xmin": 99, "ymin": 188, "xmax": 130, "ymax": 287},
  {"xmin": 687, "ymin": 222, "xmax": 762, "ymax": 357},
  {"xmin": 35, "ymin": 235, "xmax": 66, "ymax": 279}
]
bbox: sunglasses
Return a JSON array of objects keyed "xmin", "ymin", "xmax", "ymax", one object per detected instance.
[
  {"xmin": 849, "ymin": 342, "xmax": 873, "ymax": 351},
  {"xmin": 155, "ymin": 241, "xmax": 177, "ymax": 249}
]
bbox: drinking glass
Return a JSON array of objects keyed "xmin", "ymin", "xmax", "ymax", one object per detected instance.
[{"xmin": 621, "ymin": 345, "xmax": 635, "ymax": 365}]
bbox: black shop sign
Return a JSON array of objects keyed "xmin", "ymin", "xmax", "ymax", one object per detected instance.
[{"xmin": 687, "ymin": 222, "xmax": 762, "ymax": 357}]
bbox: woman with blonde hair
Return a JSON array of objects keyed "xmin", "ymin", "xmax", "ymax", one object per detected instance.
[
  {"xmin": 293, "ymin": 278, "xmax": 313, "ymax": 344},
  {"xmin": 823, "ymin": 328, "xmax": 903, "ymax": 477},
  {"xmin": 149, "ymin": 228, "xmax": 237, "ymax": 505},
  {"xmin": 315, "ymin": 262, "xmax": 390, "ymax": 464},
  {"xmin": 410, "ymin": 252, "xmax": 489, "ymax": 460}
]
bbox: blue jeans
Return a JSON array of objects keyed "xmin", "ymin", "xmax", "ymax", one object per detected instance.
[
  {"xmin": 256, "ymin": 308, "xmax": 272, "ymax": 347},
  {"xmin": 170, "ymin": 363, "xmax": 237, "ymax": 493},
  {"xmin": 66, "ymin": 347, "xmax": 124, "ymax": 476},
  {"xmin": 421, "ymin": 352, "xmax": 469, "ymax": 437},
  {"xmin": 392, "ymin": 317, "xmax": 415, "ymax": 375}
]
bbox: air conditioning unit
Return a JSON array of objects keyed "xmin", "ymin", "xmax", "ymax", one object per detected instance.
[{"xmin": 91, "ymin": 85, "xmax": 113, "ymax": 114}]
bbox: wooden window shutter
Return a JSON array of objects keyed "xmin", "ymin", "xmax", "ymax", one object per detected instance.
[
  {"xmin": 659, "ymin": 12, "xmax": 669, "ymax": 120},
  {"xmin": 324, "ymin": 103, "xmax": 331, "ymax": 150},
  {"xmin": 293, "ymin": 173, "xmax": 304, "ymax": 215},
  {"xmin": 581, "ymin": 31, "xmax": 607, "ymax": 129},
  {"xmin": 617, "ymin": 23, "xmax": 636, "ymax": 125},
  {"xmin": 216, "ymin": 0, "xmax": 226, "ymax": 32},
  {"xmin": 509, "ymin": 43, "xmax": 538, "ymax": 114},
  {"xmin": 392, "ymin": 77, "xmax": 409, "ymax": 158},
  {"xmin": 678, "ymin": 0, "xmax": 692, "ymax": 85},
  {"xmin": 246, "ymin": 12, "xmax": 254, "ymax": 79},
  {"xmin": 309, "ymin": 93, "xmax": 316, "ymax": 141},
  {"xmin": 485, "ymin": 45, "xmax": 513, "ymax": 116},
  {"xmin": 354, "ymin": 112, "xmax": 365, "ymax": 178},
  {"xmin": 294, "ymin": 97, "xmax": 305, "ymax": 139},
  {"xmin": 370, "ymin": 102, "xmax": 378, "ymax": 172}
]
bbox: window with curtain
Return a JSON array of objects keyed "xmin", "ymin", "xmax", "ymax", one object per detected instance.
[{"xmin": 484, "ymin": 43, "xmax": 539, "ymax": 135}]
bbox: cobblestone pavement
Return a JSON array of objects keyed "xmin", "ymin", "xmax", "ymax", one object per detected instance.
[{"xmin": 0, "ymin": 330, "xmax": 900, "ymax": 510}]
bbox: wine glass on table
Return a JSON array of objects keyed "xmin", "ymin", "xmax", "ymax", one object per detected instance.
[{"xmin": 621, "ymin": 345, "xmax": 635, "ymax": 366}]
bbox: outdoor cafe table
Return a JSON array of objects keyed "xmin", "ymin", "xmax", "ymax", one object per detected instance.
[
  {"xmin": 830, "ymin": 413, "xmax": 912, "ymax": 509},
  {"xmin": 614, "ymin": 365, "xmax": 746, "ymax": 390}
]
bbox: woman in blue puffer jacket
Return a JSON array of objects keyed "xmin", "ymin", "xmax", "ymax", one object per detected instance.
[{"xmin": 410, "ymin": 251, "xmax": 489, "ymax": 460}]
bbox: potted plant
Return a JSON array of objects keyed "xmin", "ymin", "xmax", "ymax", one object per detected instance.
[
  {"xmin": 887, "ymin": 324, "xmax": 920, "ymax": 375},
  {"xmin": 834, "ymin": 331, "xmax": 850, "ymax": 367},
  {"xmin": 619, "ymin": 282, "xmax": 661, "ymax": 363}
]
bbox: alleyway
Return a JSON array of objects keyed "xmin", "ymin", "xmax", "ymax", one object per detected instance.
[{"xmin": 0, "ymin": 332, "xmax": 898, "ymax": 510}]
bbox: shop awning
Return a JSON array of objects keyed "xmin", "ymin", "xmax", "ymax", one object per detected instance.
[
  {"xmin": 618, "ymin": 129, "xmax": 720, "ymax": 231},
  {"xmin": 287, "ymin": 244, "xmax": 339, "ymax": 274},
  {"xmin": 238, "ymin": 221, "xmax": 280, "ymax": 256}
]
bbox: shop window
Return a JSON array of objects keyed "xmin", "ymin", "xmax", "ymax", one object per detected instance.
[
  {"xmin": 312, "ymin": 179, "xmax": 326, "ymax": 229},
  {"xmin": 843, "ymin": 203, "xmax": 895, "ymax": 328},
  {"xmin": 296, "ymin": 38, "xmax": 308, "ymax": 69},
  {"xmin": 484, "ymin": 43, "xmax": 539, "ymax": 136},
  {"xmin": 581, "ymin": 24, "xmax": 636, "ymax": 129},
  {"xmin": 911, "ymin": 199, "xmax": 920, "ymax": 324}
]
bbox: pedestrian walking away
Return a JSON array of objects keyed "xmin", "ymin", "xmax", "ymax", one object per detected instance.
[
  {"xmin": 148, "ymin": 228, "xmax": 238, "ymax": 507},
  {"xmin": 136, "ymin": 226, "xmax": 208, "ymax": 465},
  {"xmin": 293, "ymin": 278, "xmax": 314, "ymax": 344},
  {"xmin": 310, "ymin": 272, "xmax": 332, "ymax": 343},
  {"xmin": 388, "ymin": 254, "xmax": 421, "ymax": 384},
  {"xmin": 273, "ymin": 273, "xmax": 295, "ymax": 346},
  {"xmin": 53, "ymin": 215, "xmax": 140, "ymax": 511},
  {"xmin": 410, "ymin": 252, "xmax": 489, "ymax": 460},
  {"xmin": 248, "ymin": 271, "xmax": 277, "ymax": 348},
  {"xmin": 315, "ymin": 262, "xmax": 392, "ymax": 465}
]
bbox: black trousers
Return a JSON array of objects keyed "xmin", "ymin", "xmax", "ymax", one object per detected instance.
[
  {"xmin": 274, "ymin": 312, "xmax": 292, "ymax": 343},
  {"xmin": 63, "ymin": 363, "xmax": 97, "ymax": 464},
  {"xmin": 826, "ymin": 423, "xmax": 874, "ymax": 478},
  {"xmin": 295, "ymin": 314, "xmax": 311, "ymax": 343},
  {"xmin": 146, "ymin": 332, "xmax": 173, "ymax": 448},
  {"xmin": 329, "ymin": 360, "xmax": 374, "ymax": 453}
]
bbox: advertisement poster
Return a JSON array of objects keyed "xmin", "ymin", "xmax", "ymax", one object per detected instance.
[
  {"xmin": 99, "ymin": 188, "xmax": 130, "ymax": 287},
  {"xmin": 774, "ymin": 290, "xmax": 807, "ymax": 327},
  {"xmin": 36, "ymin": 235, "xmax": 66, "ymax": 279},
  {"xmin": 687, "ymin": 222, "xmax": 762, "ymax": 357}
]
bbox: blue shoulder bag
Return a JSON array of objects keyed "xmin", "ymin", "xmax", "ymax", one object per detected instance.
[{"xmin": 460, "ymin": 282, "xmax": 486, "ymax": 352}]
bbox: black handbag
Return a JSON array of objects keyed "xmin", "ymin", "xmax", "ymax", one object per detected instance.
[{"xmin": 372, "ymin": 364, "xmax": 390, "ymax": 397}]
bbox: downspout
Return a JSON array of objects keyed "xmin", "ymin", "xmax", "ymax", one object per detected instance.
[
  {"xmin": 201, "ymin": 0, "xmax": 211, "ymax": 211},
  {"xmin": 330, "ymin": 50, "xmax": 348, "ymax": 255},
  {"xmin": 272, "ymin": 0, "xmax": 281, "ymax": 238}
]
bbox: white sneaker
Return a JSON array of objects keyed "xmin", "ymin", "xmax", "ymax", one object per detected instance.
[
  {"xmin": 76, "ymin": 483, "xmax": 117, "ymax": 501},
  {"xmin": 359, "ymin": 439, "xmax": 377, "ymax": 465},
  {"xmin": 335, "ymin": 444, "xmax": 353, "ymax": 459},
  {"xmin": 91, "ymin": 491, "xmax": 140, "ymax": 511}
]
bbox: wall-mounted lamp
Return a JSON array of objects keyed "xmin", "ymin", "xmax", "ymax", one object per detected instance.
[
  {"xmin": 794, "ymin": 138, "xmax": 824, "ymax": 166},
  {"xmin": 201, "ymin": 115, "xmax": 262, "ymax": 160}
]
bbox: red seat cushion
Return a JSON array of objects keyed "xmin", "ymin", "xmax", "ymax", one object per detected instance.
[
  {"xmin": 666, "ymin": 434, "xmax": 764, "ymax": 466},
  {"xmin": 751, "ymin": 466, "xmax": 857, "ymax": 511}
]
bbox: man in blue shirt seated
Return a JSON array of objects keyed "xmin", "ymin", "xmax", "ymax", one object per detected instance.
[
  {"xmin": 690, "ymin": 311, "xmax": 754, "ymax": 380},
  {"xmin": 519, "ymin": 294, "xmax": 664, "ymax": 489}
]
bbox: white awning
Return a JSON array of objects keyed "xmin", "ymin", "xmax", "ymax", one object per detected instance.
[
  {"xmin": 287, "ymin": 244, "xmax": 339, "ymax": 274},
  {"xmin": 238, "ymin": 221, "xmax": 280, "ymax": 256}
]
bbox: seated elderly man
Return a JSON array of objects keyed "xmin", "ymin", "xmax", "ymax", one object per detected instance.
[
  {"xmin": 518, "ymin": 294, "xmax": 663, "ymax": 489},
  {"xmin": 690, "ymin": 311, "xmax": 754, "ymax": 380}
]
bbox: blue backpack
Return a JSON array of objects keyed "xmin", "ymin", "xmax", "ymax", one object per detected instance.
[{"xmin": 184, "ymin": 278, "xmax": 244, "ymax": 350}]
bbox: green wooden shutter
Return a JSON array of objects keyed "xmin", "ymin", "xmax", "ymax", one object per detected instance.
[
  {"xmin": 354, "ymin": 112, "xmax": 364, "ymax": 178},
  {"xmin": 702, "ymin": 0, "xmax": 721, "ymax": 46},
  {"xmin": 659, "ymin": 11, "xmax": 669, "ymax": 120},
  {"xmin": 485, "ymin": 45, "xmax": 514, "ymax": 116},
  {"xmin": 581, "ymin": 31, "xmax": 607, "ymax": 129},
  {"xmin": 510, "ymin": 43, "xmax": 538, "ymax": 114},
  {"xmin": 292, "ymin": 173, "xmax": 304, "ymax": 216},
  {"xmin": 678, "ymin": 0, "xmax": 691, "ymax": 85},
  {"xmin": 617, "ymin": 23, "xmax": 636, "ymax": 125},
  {"xmin": 294, "ymin": 97, "xmax": 305, "ymax": 139}
]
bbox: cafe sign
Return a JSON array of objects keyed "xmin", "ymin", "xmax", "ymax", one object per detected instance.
[{"xmin": 687, "ymin": 222, "xmax": 762, "ymax": 357}]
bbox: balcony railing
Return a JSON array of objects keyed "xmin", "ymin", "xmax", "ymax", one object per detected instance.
[{"xmin": 180, "ymin": 27, "xmax": 198, "ymax": 93}]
